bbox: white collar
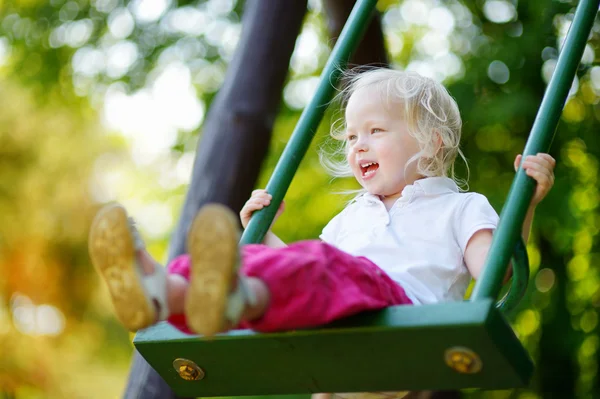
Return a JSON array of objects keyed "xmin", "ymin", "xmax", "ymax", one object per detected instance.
[
  {"xmin": 412, "ymin": 176, "xmax": 459, "ymax": 195},
  {"xmin": 357, "ymin": 177, "xmax": 459, "ymax": 205}
]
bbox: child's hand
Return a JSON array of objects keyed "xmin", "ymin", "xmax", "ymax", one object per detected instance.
[
  {"xmin": 240, "ymin": 189, "xmax": 285, "ymax": 229},
  {"xmin": 514, "ymin": 153, "xmax": 556, "ymax": 206}
]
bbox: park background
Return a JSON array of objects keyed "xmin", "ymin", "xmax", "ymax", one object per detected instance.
[{"xmin": 0, "ymin": 0, "xmax": 599, "ymax": 398}]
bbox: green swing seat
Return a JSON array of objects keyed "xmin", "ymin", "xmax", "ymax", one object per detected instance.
[
  {"xmin": 134, "ymin": 0, "xmax": 599, "ymax": 396},
  {"xmin": 136, "ymin": 299, "xmax": 529, "ymax": 397}
]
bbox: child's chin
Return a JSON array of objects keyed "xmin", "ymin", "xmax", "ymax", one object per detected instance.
[{"xmin": 364, "ymin": 187, "xmax": 382, "ymax": 196}]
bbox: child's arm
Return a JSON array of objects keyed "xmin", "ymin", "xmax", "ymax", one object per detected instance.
[
  {"xmin": 240, "ymin": 189, "xmax": 287, "ymax": 248},
  {"xmin": 264, "ymin": 231, "xmax": 287, "ymax": 248},
  {"xmin": 465, "ymin": 153, "xmax": 555, "ymax": 280}
]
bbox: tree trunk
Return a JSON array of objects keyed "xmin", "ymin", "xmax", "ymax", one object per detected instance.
[
  {"xmin": 323, "ymin": 0, "xmax": 388, "ymax": 68},
  {"xmin": 167, "ymin": 0, "xmax": 310, "ymax": 260},
  {"xmin": 123, "ymin": 1, "xmax": 308, "ymax": 398}
]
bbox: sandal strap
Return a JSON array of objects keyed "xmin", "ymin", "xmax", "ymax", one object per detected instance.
[
  {"xmin": 127, "ymin": 217, "xmax": 169, "ymax": 322},
  {"xmin": 225, "ymin": 276, "xmax": 257, "ymax": 327},
  {"xmin": 140, "ymin": 262, "xmax": 170, "ymax": 322},
  {"xmin": 127, "ymin": 217, "xmax": 146, "ymax": 251}
]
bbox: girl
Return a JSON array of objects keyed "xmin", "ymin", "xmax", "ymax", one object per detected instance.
[{"xmin": 89, "ymin": 69, "xmax": 555, "ymax": 399}]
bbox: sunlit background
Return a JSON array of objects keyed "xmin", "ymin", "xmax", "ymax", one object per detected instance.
[{"xmin": 1, "ymin": 0, "xmax": 599, "ymax": 398}]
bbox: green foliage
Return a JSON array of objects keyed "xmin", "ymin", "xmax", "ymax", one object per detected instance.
[
  {"xmin": 1, "ymin": 0, "xmax": 600, "ymax": 398},
  {"xmin": 0, "ymin": 79, "xmax": 132, "ymax": 397}
]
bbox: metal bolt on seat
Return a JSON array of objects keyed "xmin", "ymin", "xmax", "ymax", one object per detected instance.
[
  {"xmin": 173, "ymin": 358, "xmax": 205, "ymax": 381},
  {"xmin": 444, "ymin": 347, "xmax": 483, "ymax": 374}
]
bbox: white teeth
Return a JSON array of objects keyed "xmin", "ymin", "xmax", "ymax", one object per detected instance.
[{"xmin": 360, "ymin": 162, "xmax": 376, "ymax": 168}]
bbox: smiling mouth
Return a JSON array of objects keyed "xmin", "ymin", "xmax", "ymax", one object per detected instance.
[{"xmin": 360, "ymin": 162, "xmax": 379, "ymax": 178}]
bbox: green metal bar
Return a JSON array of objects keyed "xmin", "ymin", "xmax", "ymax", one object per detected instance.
[
  {"xmin": 496, "ymin": 238, "xmax": 530, "ymax": 313},
  {"xmin": 240, "ymin": 0, "xmax": 378, "ymax": 245},
  {"xmin": 471, "ymin": 0, "xmax": 599, "ymax": 302}
]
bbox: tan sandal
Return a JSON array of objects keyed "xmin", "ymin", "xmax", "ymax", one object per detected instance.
[
  {"xmin": 88, "ymin": 203, "xmax": 169, "ymax": 331},
  {"xmin": 185, "ymin": 203, "xmax": 255, "ymax": 337}
]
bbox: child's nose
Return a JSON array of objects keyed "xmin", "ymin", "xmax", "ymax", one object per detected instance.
[{"xmin": 355, "ymin": 136, "xmax": 369, "ymax": 151}]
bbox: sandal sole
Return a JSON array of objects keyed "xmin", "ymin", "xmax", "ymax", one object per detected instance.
[
  {"xmin": 88, "ymin": 204, "xmax": 155, "ymax": 331},
  {"xmin": 186, "ymin": 204, "xmax": 240, "ymax": 337}
]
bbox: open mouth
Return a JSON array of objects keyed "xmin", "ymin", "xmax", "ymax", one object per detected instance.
[{"xmin": 360, "ymin": 162, "xmax": 379, "ymax": 178}]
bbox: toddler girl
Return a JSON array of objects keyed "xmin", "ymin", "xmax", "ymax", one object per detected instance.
[{"xmin": 89, "ymin": 69, "xmax": 555, "ymax": 399}]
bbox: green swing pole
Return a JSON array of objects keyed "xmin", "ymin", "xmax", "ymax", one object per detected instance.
[
  {"xmin": 471, "ymin": 0, "xmax": 599, "ymax": 303},
  {"xmin": 240, "ymin": 0, "xmax": 378, "ymax": 245}
]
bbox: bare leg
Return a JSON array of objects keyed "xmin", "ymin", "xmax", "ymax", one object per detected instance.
[
  {"xmin": 241, "ymin": 277, "xmax": 270, "ymax": 321},
  {"xmin": 166, "ymin": 274, "xmax": 188, "ymax": 315},
  {"xmin": 164, "ymin": 274, "xmax": 270, "ymax": 324},
  {"xmin": 138, "ymin": 245, "xmax": 270, "ymax": 327},
  {"xmin": 185, "ymin": 204, "xmax": 276, "ymax": 336},
  {"xmin": 212, "ymin": 276, "xmax": 271, "ymax": 331},
  {"xmin": 136, "ymin": 249, "xmax": 188, "ymax": 317},
  {"xmin": 312, "ymin": 394, "xmax": 332, "ymax": 399}
]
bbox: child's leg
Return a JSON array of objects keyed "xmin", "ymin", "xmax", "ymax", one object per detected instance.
[
  {"xmin": 166, "ymin": 253, "xmax": 269, "ymax": 335},
  {"xmin": 174, "ymin": 204, "xmax": 412, "ymax": 336},
  {"xmin": 182, "ymin": 204, "xmax": 271, "ymax": 336}
]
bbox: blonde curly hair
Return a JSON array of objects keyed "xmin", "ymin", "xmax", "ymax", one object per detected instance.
[{"xmin": 320, "ymin": 67, "xmax": 468, "ymax": 190}]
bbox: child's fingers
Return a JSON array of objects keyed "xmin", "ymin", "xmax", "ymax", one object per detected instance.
[
  {"xmin": 524, "ymin": 155, "xmax": 554, "ymax": 171},
  {"xmin": 537, "ymin": 153, "xmax": 556, "ymax": 167},
  {"xmin": 242, "ymin": 199, "xmax": 266, "ymax": 213},
  {"xmin": 248, "ymin": 189, "xmax": 283, "ymax": 212},
  {"xmin": 250, "ymin": 195, "xmax": 271, "ymax": 206},
  {"xmin": 248, "ymin": 198, "xmax": 268, "ymax": 209},
  {"xmin": 251, "ymin": 190, "xmax": 273, "ymax": 198},
  {"xmin": 253, "ymin": 194, "xmax": 270, "ymax": 202},
  {"xmin": 514, "ymin": 154, "xmax": 522, "ymax": 172},
  {"xmin": 245, "ymin": 195, "xmax": 276, "ymax": 212},
  {"xmin": 524, "ymin": 168, "xmax": 554, "ymax": 188},
  {"xmin": 251, "ymin": 189, "xmax": 271, "ymax": 201},
  {"xmin": 240, "ymin": 201, "xmax": 266, "ymax": 227},
  {"xmin": 251, "ymin": 190, "xmax": 270, "ymax": 199},
  {"xmin": 523, "ymin": 154, "xmax": 556, "ymax": 173},
  {"xmin": 522, "ymin": 160, "xmax": 554, "ymax": 179}
]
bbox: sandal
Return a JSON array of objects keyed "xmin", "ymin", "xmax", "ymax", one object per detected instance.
[
  {"xmin": 185, "ymin": 203, "xmax": 256, "ymax": 337},
  {"xmin": 88, "ymin": 203, "xmax": 169, "ymax": 331}
]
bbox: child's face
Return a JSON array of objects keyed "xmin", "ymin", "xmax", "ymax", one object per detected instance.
[{"xmin": 345, "ymin": 85, "xmax": 421, "ymax": 200}]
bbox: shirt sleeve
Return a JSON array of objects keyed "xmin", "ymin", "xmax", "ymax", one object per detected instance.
[
  {"xmin": 455, "ymin": 193, "xmax": 500, "ymax": 254},
  {"xmin": 319, "ymin": 211, "xmax": 344, "ymax": 245}
]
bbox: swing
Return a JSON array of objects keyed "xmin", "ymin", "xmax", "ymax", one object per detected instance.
[{"xmin": 134, "ymin": 0, "xmax": 599, "ymax": 396}]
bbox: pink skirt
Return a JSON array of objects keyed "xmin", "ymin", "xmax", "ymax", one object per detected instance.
[{"xmin": 166, "ymin": 240, "xmax": 412, "ymax": 334}]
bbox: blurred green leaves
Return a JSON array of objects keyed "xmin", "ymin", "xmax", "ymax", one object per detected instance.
[{"xmin": 1, "ymin": 0, "xmax": 600, "ymax": 398}]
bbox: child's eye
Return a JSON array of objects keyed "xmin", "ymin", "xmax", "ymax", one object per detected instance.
[
  {"xmin": 347, "ymin": 134, "xmax": 357, "ymax": 141},
  {"xmin": 371, "ymin": 128, "xmax": 383, "ymax": 134}
]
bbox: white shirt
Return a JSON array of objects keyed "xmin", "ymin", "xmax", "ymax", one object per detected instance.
[{"xmin": 320, "ymin": 177, "xmax": 499, "ymax": 305}]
